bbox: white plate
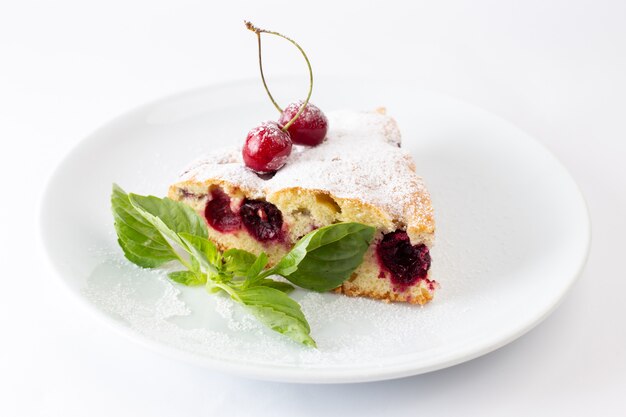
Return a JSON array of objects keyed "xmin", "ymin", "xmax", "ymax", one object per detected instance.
[{"xmin": 40, "ymin": 77, "xmax": 590, "ymax": 383}]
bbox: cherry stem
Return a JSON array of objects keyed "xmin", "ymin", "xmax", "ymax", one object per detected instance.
[
  {"xmin": 245, "ymin": 21, "xmax": 313, "ymax": 132},
  {"xmin": 255, "ymin": 32, "xmax": 283, "ymax": 113}
]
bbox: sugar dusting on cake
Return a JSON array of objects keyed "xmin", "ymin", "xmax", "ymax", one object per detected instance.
[{"xmin": 178, "ymin": 110, "xmax": 433, "ymax": 225}]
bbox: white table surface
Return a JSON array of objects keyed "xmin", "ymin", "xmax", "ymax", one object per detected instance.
[{"xmin": 1, "ymin": 1, "xmax": 625, "ymax": 415}]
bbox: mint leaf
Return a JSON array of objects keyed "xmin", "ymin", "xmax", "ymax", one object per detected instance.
[
  {"xmin": 233, "ymin": 286, "xmax": 315, "ymax": 347},
  {"xmin": 245, "ymin": 252, "xmax": 269, "ymax": 281},
  {"xmin": 222, "ymin": 249, "xmax": 257, "ymax": 276},
  {"xmin": 254, "ymin": 279, "xmax": 295, "ymax": 293},
  {"xmin": 178, "ymin": 232, "xmax": 220, "ymax": 275},
  {"xmin": 128, "ymin": 193, "xmax": 207, "ymax": 250},
  {"xmin": 112, "ymin": 184, "xmax": 212, "ymax": 271},
  {"xmin": 112, "ymin": 185, "xmax": 179, "ymax": 267},
  {"xmin": 274, "ymin": 222, "xmax": 375, "ymax": 292},
  {"xmin": 168, "ymin": 270, "xmax": 206, "ymax": 286}
]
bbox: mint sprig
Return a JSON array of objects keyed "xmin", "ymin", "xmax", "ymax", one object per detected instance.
[
  {"xmin": 271, "ymin": 223, "xmax": 375, "ymax": 292},
  {"xmin": 111, "ymin": 184, "xmax": 375, "ymax": 347}
]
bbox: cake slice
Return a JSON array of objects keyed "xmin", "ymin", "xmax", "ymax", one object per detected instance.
[{"xmin": 168, "ymin": 109, "xmax": 436, "ymax": 304}]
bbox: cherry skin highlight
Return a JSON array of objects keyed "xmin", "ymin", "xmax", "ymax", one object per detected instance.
[
  {"xmin": 239, "ymin": 199, "xmax": 284, "ymax": 242},
  {"xmin": 204, "ymin": 188, "xmax": 241, "ymax": 233},
  {"xmin": 242, "ymin": 121, "xmax": 293, "ymax": 174},
  {"xmin": 278, "ymin": 101, "xmax": 328, "ymax": 146},
  {"xmin": 376, "ymin": 231, "xmax": 431, "ymax": 287}
]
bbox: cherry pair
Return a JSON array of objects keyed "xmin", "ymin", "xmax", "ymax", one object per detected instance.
[
  {"xmin": 242, "ymin": 22, "xmax": 328, "ymax": 174},
  {"xmin": 243, "ymin": 102, "xmax": 328, "ymax": 174}
]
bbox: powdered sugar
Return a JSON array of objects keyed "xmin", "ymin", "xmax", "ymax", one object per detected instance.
[
  {"xmin": 83, "ymin": 250, "xmax": 492, "ymax": 368},
  {"xmin": 279, "ymin": 100, "xmax": 328, "ymax": 129},
  {"xmin": 178, "ymin": 110, "xmax": 431, "ymax": 223}
]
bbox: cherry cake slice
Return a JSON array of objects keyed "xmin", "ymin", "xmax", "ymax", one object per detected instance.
[{"xmin": 169, "ymin": 109, "xmax": 436, "ymax": 305}]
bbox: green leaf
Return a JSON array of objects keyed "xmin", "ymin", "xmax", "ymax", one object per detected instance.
[
  {"xmin": 117, "ymin": 238, "xmax": 175, "ymax": 268},
  {"xmin": 116, "ymin": 239, "xmax": 164, "ymax": 268},
  {"xmin": 112, "ymin": 184, "xmax": 179, "ymax": 267},
  {"xmin": 233, "ymin": 286, "xmax": 315, "ymax": 347},
  {"xmin": 190, "ymin": 256, "xmax": 201, "ymax": 274},
  {"xmin": 168, "ymin": 270, "xmax": 206, "ymax": 286},
  {"xmin": 274, "ymin": 222, "xmax": 375, "ymax": 292},
  {"xmin": 245, "ymin": 253, "xmax": 269, "ymax": 280},
  {"xmin": 255, "ymin": 279, "xmax": 295, "ymax": 293},
  {"xmin": 128, "ymin": 193, "xmax": 207, "ymax": 251},
  {"xmin": 178, "ymin": 232, "xmax": 220, "ymax": 274},
  {"xmin": 222, "ymin": 249, "xmax": 257, "ymax": 276}
]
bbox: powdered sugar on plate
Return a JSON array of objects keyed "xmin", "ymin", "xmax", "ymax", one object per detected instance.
[{"xmin": 82, "ymin": 242, "xmax": 495, "ymax": 368}]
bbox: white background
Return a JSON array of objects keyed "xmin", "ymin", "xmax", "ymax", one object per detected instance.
[{"xmin": 1, "ymin": 0, "xmax": 625, "ymax": 415}]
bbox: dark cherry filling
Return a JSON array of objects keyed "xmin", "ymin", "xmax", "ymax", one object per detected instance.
[
  {"xmin": 239, "ymin": 199, "xmax": 284, "ymax": 242},
  {"xmin": 376, "ymin": 231, "xmax": 431, "ymax": 287},
  {"xmin": 204, "ymin": 188, "xmax": 241, "ymax": 233}
]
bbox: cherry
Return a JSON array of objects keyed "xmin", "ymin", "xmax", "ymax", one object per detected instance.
[
  {"xmin": 240, "ymin": 199, "xmax": 284, "ymax": 242},
  {"xmin": 242, "ymin": 121, "xmax": 292, "ymax": 174},
  {"xmin": 376, "ymin": 231, "xmax": 431, "ymax": 287},
  {"xmin": 205, "ymin": 188, "xmax": 241, "ymax": 233},
  {"xmin": 278, "ymin": 101, "xmax": 328, "ymax": 146},
  {"xmin": 245, "ymin": 22, "xmax": 328, "ymax": 157}
]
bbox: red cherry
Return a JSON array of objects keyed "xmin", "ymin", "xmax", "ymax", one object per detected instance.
[
  {"xmin": 204, "ymin": 188, "xmax": 241, "ymax": 233},
  {"xmin": 240, "ymin": 199, "xmax": 284, "ymax": 242},
  {"xmin": 278, "ymin": 101, "xmax": 328, "ymax": 146},
  {"xmin": 376, "ymin": 231, "xmax": 431, "ymax": 287},
  {"xmin": 242, "ymin": 121, "xmax": 292, "ymax": 174}
]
